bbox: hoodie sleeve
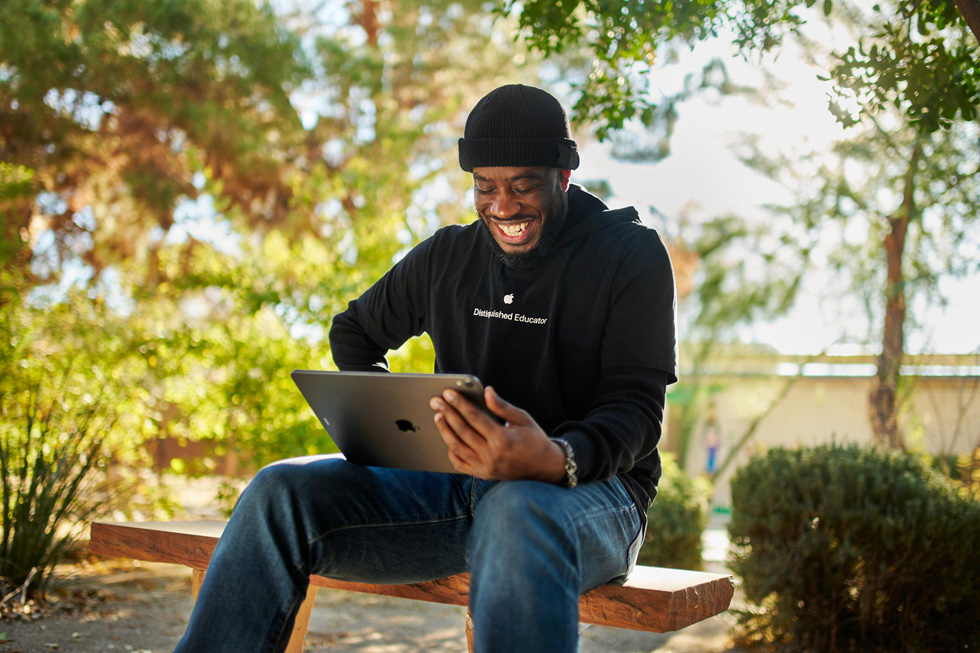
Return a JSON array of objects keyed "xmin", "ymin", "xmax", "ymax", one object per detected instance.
[
  {"xmin": 552, "ymin": 224, "xmax": 677, "ymax": 485},
  {"xmin": 551, "ymin": 366, "xmax": 667, "ymax": 484}
]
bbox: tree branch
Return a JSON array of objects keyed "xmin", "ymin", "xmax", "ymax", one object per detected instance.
[{"xmin": 952, "ymin": 0, "xmax": 980, "ymax": 44}]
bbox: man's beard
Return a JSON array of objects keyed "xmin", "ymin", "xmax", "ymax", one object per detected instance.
[{"xmin": 478, "ymin": 193, "xmax": 568, "ymax": 270}]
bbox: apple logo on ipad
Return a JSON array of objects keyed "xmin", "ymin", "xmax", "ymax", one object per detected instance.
[{"xmin": 395, "ymin": 419, "xmax": 421, "ymax": 433}]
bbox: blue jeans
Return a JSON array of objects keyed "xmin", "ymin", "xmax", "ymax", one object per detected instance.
[{"xmin": 174, "ymin": 455, "xmax": 644, "ymax": 653}]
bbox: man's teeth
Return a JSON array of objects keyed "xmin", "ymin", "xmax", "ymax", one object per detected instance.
[{"xmin": 499, "ymin": 222, "xmax": 528, "ymax": 237}]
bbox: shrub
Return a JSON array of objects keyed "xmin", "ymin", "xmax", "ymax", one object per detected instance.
[
  {"xmin": 0, "ymin": 289, "xmax": 133, "ymax": 598},
  {"xmin": 0, "ymin": 366, "xmax": 108, "ymax": 597},
  {"xmin": 638, "ymin": 452, "xmax": 711, "ymax": 570},
  {"xmin": 729, "ymin": 443, "xmax": 980, "ymax": 652}
]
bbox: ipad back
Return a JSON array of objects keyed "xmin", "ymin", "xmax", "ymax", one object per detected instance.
[{"xmin": 290, "ymin": 370, "xmax": 485, "ymax": 474}]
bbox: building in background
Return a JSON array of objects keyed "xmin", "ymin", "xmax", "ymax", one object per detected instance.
[{"xmin": 665, "ymin": 348, "xmax": 980, "ymax": 507}]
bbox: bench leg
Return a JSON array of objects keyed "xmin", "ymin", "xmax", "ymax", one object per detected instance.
[
  {"xmin": 284, "ymin": 584, "xmax": 319, "ymax": 653},
  {"xmin": 465, "ymin": 609, "xmax": 475, "ymax": 653},
  {"xmin": 189, "ymin": 569, "xmax": 319, "ymax": 653},
  {"xmin": 191, "ymin": 568, "xmax": 206, "ymax": 600}
]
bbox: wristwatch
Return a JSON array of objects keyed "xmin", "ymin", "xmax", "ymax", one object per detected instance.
[{"xmin": 552, "ymin": 438, "xmax": 578, "ymax": 489}]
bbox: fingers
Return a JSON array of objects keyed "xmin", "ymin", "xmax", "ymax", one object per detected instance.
[
  {"xmin": 430, "ymin": 387, "xmax": 545, "ymax": 480},
  {"xmin": 432, "ymin": 409, "xmax": 470, "ymax": 469},
  {"xmin": 483, "ymin": 386, "xmax": 529, "ymax": 425},
  {"xmin": 440, "ymin": 388, "xmax": 500, "ymax": 434},
  {"xmin": 430, "ymin": 394, "xmax": 485, "ymax": 471}
]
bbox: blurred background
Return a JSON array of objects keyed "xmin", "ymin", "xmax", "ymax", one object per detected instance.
[{"xmin": 2, "ymin": 0, "xmax": 978, "ymax": 638}]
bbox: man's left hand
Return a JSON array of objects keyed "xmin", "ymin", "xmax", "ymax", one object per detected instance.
[{"xmin": 430, "ymin": 386, "xmax": 567, "ymax": 483}]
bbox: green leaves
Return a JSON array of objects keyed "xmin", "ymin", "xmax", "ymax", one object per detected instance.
[
  {"xmin": 501, "ymin": 0, "xmax": 725, "ymax": 137},
  {"xmin": 499, "ymin": 0, "xmax": 979, "ymax": 138},
  {"xmin": 1, "ymin": 0, "xmax": 313, "ymax": 280},
  {"xmin": 0, "ymin": 285, "xmax": 141, "ymax": 596},
  {"xmin": 639, "ymin": 453, "xmax": 712, "ymax": 569},
  {"xmin": 0, "ymin": 163, "xmax": 33, "ymax": 201},
  {"xmin": 730, "ymin": 444, "xmax": 980, "ymax": 650},
  {"xmin": 829, "ymin": 23, "xmax": 979, "ymax": 134}
]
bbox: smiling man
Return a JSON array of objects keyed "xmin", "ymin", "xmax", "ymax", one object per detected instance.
[
  {"xmin": 175, "ymin": 84, "xmax": 677, "ymax": 653},
  {"xmin": 472, "ymin": 165, "xmax": 570, "ymax": 269}
]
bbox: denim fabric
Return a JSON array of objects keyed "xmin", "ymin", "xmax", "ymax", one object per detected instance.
[{"xmin": 174, "ymin": 455, "xmax": 642, "ymax": 653}]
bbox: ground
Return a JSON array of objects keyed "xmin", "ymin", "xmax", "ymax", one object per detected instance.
[
  {"xmin": 0, "ymin": 478, "xmax": 747, "ymax": 653},
  {"xmin": 0, "ymin": 557, "xmax": 745, "ymax": 653}
]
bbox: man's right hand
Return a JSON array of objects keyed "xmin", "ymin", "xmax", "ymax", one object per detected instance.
[{"xmin": 430, "ymin": 386, "xmax": 567, "ymax": 484}]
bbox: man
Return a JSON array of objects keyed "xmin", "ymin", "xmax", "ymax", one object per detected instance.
[{"xmin": 174, "ymin": 84, "xmax": 677, "ymax": 653}]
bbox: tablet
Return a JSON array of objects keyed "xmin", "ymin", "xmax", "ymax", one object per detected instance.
[{"xmin": 291, "ymin": 370, "xmax": 487, "ymax": 473}]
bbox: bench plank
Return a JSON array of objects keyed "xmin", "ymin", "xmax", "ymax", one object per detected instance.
[{"xmin": 89, "ymin": 520, "xmax": 734, "ymax": 633}]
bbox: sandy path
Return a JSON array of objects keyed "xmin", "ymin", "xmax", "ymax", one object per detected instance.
[{"xmin": 0, "ymin": 559, "xmax": 742, "ymax": 653}]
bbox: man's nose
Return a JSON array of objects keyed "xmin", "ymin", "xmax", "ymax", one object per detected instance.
[{"xmin": 490, "ymin": 191, "xmax": 521, "ymax": 219}]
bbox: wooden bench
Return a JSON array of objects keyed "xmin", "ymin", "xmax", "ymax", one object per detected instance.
[{"xmin": 89, "ymin": 520, "xmax": 735, "ymax": 653}]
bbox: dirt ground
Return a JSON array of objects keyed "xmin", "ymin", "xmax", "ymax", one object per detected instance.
[
  {"xmin": 1, "ymin": 478, "xmax": 746, "ymax": 652},
  {"xmin": 0, "ymin": 557, "xmax": 745, "ymax": 653}
]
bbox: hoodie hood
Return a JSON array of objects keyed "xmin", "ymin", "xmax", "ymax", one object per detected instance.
[{"xmin": 559, "ymin": 184, "xmax": 642, "ymax": 245}]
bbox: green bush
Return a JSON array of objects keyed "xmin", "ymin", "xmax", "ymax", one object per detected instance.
[
  {"xmin": 0, "ymin": 288, "xmax": 135, "ymax": 598},
  {"xmin": 637, "ymin": 453, "xmax": 711, "ymax": 570},
  {"xmin": 729, "ymin": 443, "xmax": 980, "ymax": 652}
]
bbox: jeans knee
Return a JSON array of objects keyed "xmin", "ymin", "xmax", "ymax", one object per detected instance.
[
  {"xmin": 479, "ymin": 481, "xmax": 565, "ymax": 524},
  {"xmin": 469, "ymin": 482, "xmax": 572, "ymax": 563},
  {"xmin": 234, "ymin": 461, "xmax": 309, "ymax": 518}
]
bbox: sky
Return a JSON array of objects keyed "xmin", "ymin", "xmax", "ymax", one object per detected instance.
[{"xmin": 574, "ymin": 34, "xmax": 980, "ymax": 357}]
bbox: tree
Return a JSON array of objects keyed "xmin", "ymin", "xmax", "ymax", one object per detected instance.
[
  {"xmin": 510, "ymin": 0, "xmax": 979, "ymax": 450},
  {"xmin": 741, "ymin": 109, "xmax": 979, "ymax": 449},
  {"xmin": 1, "ymin": 0, "xmax": 544, "ymax": 486},
  {"xmin": 502, "ymin": 0, "xmax": 979, "ymax": 136},
  {"xmin": 0, "ymin": 0, "xmax": 315, "ymax": 287}
]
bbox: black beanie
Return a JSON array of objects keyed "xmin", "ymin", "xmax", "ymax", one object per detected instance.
[{"xmin": 458, "ymin": 84, "xmax": 580, "ymax": 172}]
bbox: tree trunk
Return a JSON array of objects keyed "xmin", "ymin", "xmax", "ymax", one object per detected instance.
[
  {"xmin": 869, "ymin": 215, "xmax": 908, "ymax": 449},
  {"xmin": 952, "ymin": 0, "xmax": 980, "ymax": 45},
  {"xmin": 868, "ymin": 141, "xmax": 922, "ymax": 450}
]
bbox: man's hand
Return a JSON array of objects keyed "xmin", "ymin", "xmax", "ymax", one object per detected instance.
[{"xmin": 430, "ymin": 386, "xmax": 567, "ymax": 483}]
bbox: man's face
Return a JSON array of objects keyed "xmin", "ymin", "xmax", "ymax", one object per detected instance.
[{"xmin": 472, "ymin": 166, "xmax": 570, "ymax": 269}]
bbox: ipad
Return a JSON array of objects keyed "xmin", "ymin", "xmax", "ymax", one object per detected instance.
[{"xmin": 291, "ymin": 370, "xmax": 488, "ymax": 474}]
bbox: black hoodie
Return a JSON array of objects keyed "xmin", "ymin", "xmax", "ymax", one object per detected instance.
[{"xmin": 330, "ymin": 184, "xmax": 678, "ymax": 513}]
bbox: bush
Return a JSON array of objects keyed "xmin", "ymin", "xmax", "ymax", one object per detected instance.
[
  {"xmin": 0, "ymin": 288, "xmax": 134, "ymax": 598},
  {"xmin": 729, "ymin": 443, "xmax": 980, "ymax": 652},
  {"xmin": 637, "ymin": 453, "xmax": 711, "ymax": 570},
  {"xmin": 0, "ymin": 368, "xmax": 107, "ymax": 597}
]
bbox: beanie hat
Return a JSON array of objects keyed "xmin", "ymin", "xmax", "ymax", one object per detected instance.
[{"xmin": 458, "ymin": 84, "xmax": 580, "ymax": 171}]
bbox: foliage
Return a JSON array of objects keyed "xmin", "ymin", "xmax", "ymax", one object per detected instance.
[
  {"xmin": 0, "ymin": 162, "xmax": 34, "ymax": 273},
  {"xmin": 2, "ymin": 0, "xmax": 538, "ymax": 484},
  {"xmin": 634, "ymin": 0, "xmax": 980, "ymax": 452},
  {"xmin": 504, "ymin": 0, "xmax": 723, "ymax": 138},
  {"xmin": 0, "ymin": 0, "xmax": 314, "ymax": 284},
  {"xmin": 928, "ymin": 447, "xmax": 980, "ymax": 499},
  {"xmin": 827, "ymin": 0, "xmax": 979, "ymax": 132},
  {"xmin": 960, "ymin": 447, "xmax": 980, "ymax": 499},
  {"xmin": 729, "ymin": 444, "xmax": 980, "ymax": 651},
  {"xmin": 638, "ymin": 453, "xmax": 711, "ymax": 570},
  {"xmin": 0, "ymin": 280, "xmax": 141, "ymax": 596},
  {"xmin": 137, "ymin": 233, "xmax": 335, "ymax": 470},
  {"xmin": 502, "ymin": 0, "xmax": 979, "ymax": 138}
]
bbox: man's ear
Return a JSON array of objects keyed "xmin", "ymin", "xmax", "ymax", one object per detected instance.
[{"xmin": 559, "ymin": 169, "xmax": 571, "ymax": 193}]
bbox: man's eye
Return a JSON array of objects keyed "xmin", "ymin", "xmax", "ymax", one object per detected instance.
[{"xmin": 475, "ymin": 186, "xmax": 494, "ymax": 194}]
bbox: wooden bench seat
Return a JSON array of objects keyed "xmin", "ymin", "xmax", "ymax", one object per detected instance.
[{"xmin": 89, "ymin": 520, "xmax": 735, "ymax": 652}]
